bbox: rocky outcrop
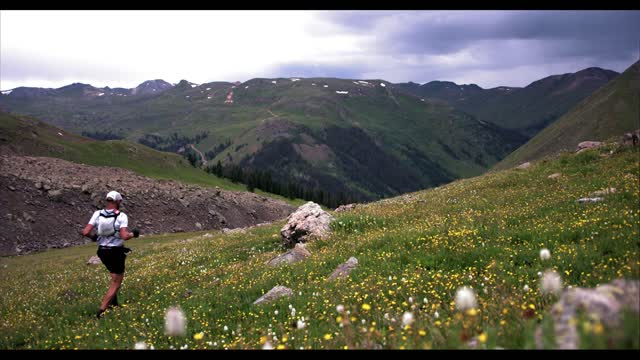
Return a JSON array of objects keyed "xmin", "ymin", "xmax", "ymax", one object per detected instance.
[
  {"xmin": 589, "ymin": 187, "xmax": 616, "ymax": 197},
  {"xmin": 280, "ymin": 202, "xmax": 334, "ymax": 247},
  {"xmin": 327, "ymin": 257, "xmax": 358, "ymax": 280},
  {"xmin": 548, "ymin": 173, "xmax": 561, "ymax": 179},
  {"xmin": 0, "ymin": 155, "xmax": 295, "ymax": 256},
  {"xmin": 576, "ymin": 141, "xmax": 602, "ymax": 153},
  {"xmin": 535, "ymin": 279, "xmax": 639, "ymax": 349},
  {"xmin": 335, "ymin": 203, "xmax": 358, "ymax": 213},
  {"xmin": 516, "ymin": 162, "xmax": 531, "ymax": 170},
  {"xmin": 267, "ymin": 243, "xmax": 311, "ymax": 267},
  {"xmin": 87, "ymin": 255, "xmax": 102, "ymax": 265},
  {"xmin": 253, "ymin": 286, "xmax": 293, "ymax": 305},
  {"xmin": 576, "ymin": 197, "xmax": 604, "ymax": 203},
  {"xmin": 621, "ymin": 130, "xmax": 639, "ymax": 145}
]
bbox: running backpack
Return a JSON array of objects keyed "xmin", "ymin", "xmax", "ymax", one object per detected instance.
[{"xmin": 96, "ymin": 210, "xmax": 121, "ymax": 237}]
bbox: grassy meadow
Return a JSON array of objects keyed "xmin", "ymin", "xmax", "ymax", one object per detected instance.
[{"xmin": 0, "ymin": 144, "xmax": 638, "ymax": 349}]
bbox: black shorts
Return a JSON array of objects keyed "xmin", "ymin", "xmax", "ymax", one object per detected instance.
[{"xmin": 97, "ymin": 247, "xmax": 126, "ymax": 274}]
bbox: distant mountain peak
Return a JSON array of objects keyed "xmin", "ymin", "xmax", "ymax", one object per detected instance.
[
  {"xmin": 573, "ymin": 67, "xmax": 619, "ymax": 80},
  {"xmin": 60, "ymin": 82, "xmax": 93, "ymax": 89},
  {"xmin": 131, "ymin": 79, "xmax": 172, "ymax": 95}
]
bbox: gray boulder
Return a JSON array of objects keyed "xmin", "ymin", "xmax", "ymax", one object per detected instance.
[
  {"xmin": 47, "ymin": 189, "xmax": 63, "ymax": 202},
  {"xmin": 536, "ymin": 279, "xmax": 639, "ymax": 349},
  {"xmin": 516, "ymin": 162, "xmax": 531, "ymax": 170},
  {"xmin": 577, "ymin": 197, "xmax": 604, "ymax": 203},
  {"xmin": 327, "ymin": 257, "xmax": 359, "ymax": 280},
  {"xmin": 267, "ymin": 243, "xmax": 311, "ymax": 267},
  {"xmin": 87, "ymin": 255, "xmax": 102, "ymax": 265},
  {"xmin": 253, "ymin": 286, "xmax": 293, "ymax": 305},
  {"xmin": 576, "ymin": 141, "xmax": 602, "ymax": 153},
  {"xmin": 281, "ymin": 202, "xmax": 334, "ymax": 247},
  {"xmin": 589, "ymin": 187, "xmax": 616, "ymax": 197},
  {"xmin": 335, "ymin": 203, "xmax": 358, "ymax": 213}
]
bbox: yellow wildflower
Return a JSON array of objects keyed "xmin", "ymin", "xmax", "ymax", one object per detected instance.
[{"xmin": 478, "ymin": 333, "xmax": 487, "ymax": 343}]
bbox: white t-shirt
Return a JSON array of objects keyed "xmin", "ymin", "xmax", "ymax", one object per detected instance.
[{"xmin": 88, "ymin": 209, "xmax": 129, "ymax": 247}]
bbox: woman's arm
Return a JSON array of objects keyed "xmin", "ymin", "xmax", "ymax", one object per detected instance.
[
  {"xmin": 81, "ymin": 224, "xmax": 94, "ymax": 237},
  {"xmin": 119, "ymin": 227, "xmax": 134, "ymax": 241}
]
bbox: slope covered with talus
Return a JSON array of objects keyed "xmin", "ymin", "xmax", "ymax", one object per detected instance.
[
  {"xmin": 0, "ymin": 140, "xmax": 637, "ymax": 349},
  {"xmin": 0, "ymin": 111, "xmax": 244, "ymax": 190},
  {"xmin": 495, "ymin": 61, "xmax": 639, "ymax": 170},
  {"xmin": 0, "ymin": 155, "xmax": 294, "ymax": 256}
]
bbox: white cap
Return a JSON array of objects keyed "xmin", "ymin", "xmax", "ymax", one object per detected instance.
[{"xmin": 105, "ymin": 191, "xmax": 123, "ymax": 202}]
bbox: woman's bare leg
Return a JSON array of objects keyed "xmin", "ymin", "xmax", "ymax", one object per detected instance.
[{"xmin": 100, "ymin": 273, "xmax": 124, "ymax": 311}]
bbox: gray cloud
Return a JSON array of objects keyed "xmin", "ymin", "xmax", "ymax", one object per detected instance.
[
  {"xmin": 266, "ymin": 62, "xmax": 372, "ymax": 80},
  {"xmin": 326, "ymin": 11, "xmax": 639, "ymax": 60},
  {"xmin": 2, "ymin": 11, "xmax": 638, "ymax": 90},
  {"xmin": 305, "ymin": 10, "xmax": 640, "ymax": 87},
  {"xmin": 1, "ymin": 50, "xmax": 137, "ymax": 88}
]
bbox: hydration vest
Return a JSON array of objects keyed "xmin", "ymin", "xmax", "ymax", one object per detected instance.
[{"xmin": 96, "ymin": 210, "xmax": 121, "ymax": 237}]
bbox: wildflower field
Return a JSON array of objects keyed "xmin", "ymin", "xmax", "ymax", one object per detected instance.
[{"xmin": 1, "ymin": 144, "xmax": 638, "ymax": 349}]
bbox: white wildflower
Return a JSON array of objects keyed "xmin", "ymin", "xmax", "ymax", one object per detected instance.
[
  {"xmin": 164, "ymin": 306, "xmax": 187, "ymax": 336},
  {"xmin": 541, "ymin": 270, "xmax": 563, "ymax": 295},
  {"xmin": 455, "ymin": 286, "xmax": 477, "ymax": 311},
  {"xmin": 134, "ymin": 342, "xmax": 148, "ymax": 350},
  {"xmin": 540, "ymin": 248, "xmax": 551, "ymax": 261},
  {"xmin": 402, "ymin": 312, "xmax": 414, "ymax": 326}
]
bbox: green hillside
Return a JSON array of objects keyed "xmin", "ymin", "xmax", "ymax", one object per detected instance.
[
  {"xmin": 397, "ymin": 67, "xmax": 618, "ymax": 138},
  {"xmin": 0, "ymin": 111, "xmax": 247, "ymax": 192},
  {"xmin": 0, "ymin": 78, "xmax": 525, "ymax": 201},
  {"xmin": 1, "ymin": 143, "xmax": 637, "ymax": 349},
  {"xmin": 495, "ymin": 61, "xmax": 640, "ymax": 170}
]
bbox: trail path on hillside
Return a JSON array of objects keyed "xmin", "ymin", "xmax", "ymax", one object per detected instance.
[
  {"xmin": 189, "ymin": 144, "xmax": 207, "ymax": 167},
  {"xmin": 259, "ymin": 109, "xmax": 279, "ymax": 124}
]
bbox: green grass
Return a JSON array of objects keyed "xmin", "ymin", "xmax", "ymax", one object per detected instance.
[
  {"xmin": 496, "ymin": 61, "xmax": 639, "ymax": 170},
  {"xmin": 1, "ymin": 144, "xmax": 638, "ymax": 349},
  {"xmin": 0, "ymin": 111, "xmax": 304, "ymax": 205},
  {"xmin": 396, "ymin": 67, "xmax": 619, "ymax": 138}
]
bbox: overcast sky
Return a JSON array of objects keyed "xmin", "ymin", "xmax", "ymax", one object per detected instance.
[{"xmin": 1, "ymin": 10, "xmax": 638, "ymax": 90}]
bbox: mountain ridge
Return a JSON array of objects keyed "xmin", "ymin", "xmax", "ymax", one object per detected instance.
[{"xmin": 494, "ymin": 61, "xmax": 639, "ymax": 170}]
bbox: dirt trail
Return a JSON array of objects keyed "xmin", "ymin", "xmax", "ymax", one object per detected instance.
[
  {"xmin": 385, "ymin": 86, "xmax": 400, "ymax": 106},
  {"xmin": 189, "ymin": 144, "xmax": 207, "ymax": 167},
  {"xmin": 260, "ymin": 109, "xmax": 279, "ymax": 124}
]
